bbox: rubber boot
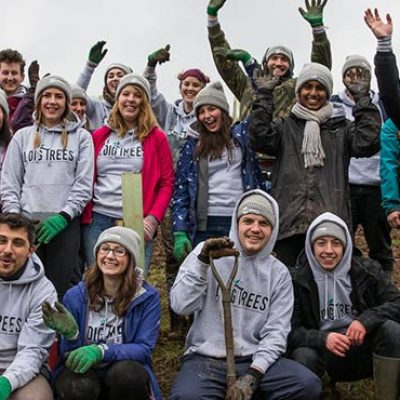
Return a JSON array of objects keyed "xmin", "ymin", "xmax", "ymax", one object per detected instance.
[{"xmin": 373, "ymin": 353, "xmax": 400, "ymax": 400}]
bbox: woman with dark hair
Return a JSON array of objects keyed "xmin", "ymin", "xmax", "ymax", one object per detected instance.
[
  {"xmin": 0, "ymin": 75, "xmax": 94, "ymax": 298},
  {"xmin": 172, "ymin": 81, "xmax": 265, "ymax": 261},
  {"xmin": 81, "ymin": 73, "xmax": 174, "ymax": 273},
  {"xmin": 43, "ymin": 226, "xmax": 162, "ymax": 400}
]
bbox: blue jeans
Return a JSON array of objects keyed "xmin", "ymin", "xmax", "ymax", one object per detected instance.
[
  {"xmin": 169, "ymin": 354, "xmax": 321, "ymax": 400},
  {"xmin": 82, "ymin": 211, "xmax": 153, "ymax": 274},
  {"xmin": 194, "ymin": 216, "xmax": 232, "ymax": 247}
]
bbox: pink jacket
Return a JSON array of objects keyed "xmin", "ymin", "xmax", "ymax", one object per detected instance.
[{"xmin": 81, "ymin": 125, "xmax": 174, "ymax": 224}]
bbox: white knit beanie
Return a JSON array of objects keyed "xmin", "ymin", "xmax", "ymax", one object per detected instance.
[
  {"xmin": 193, "ymin": 81, "xmax": 230, "ymax": 116},
  {"xmin": 237, "ymin": 194, "xmax": 275, "ymax": 228},
  {"xmin": 295, "ymin": 63, "xmax": 333, "ymax": 99},
  {"xmin": 311, "ymin": 221, "xmax": 347, "ymax": 246},
  {"xmin": 115, "ymin": 73, "xmax": 151, "ymax": 101},
  {"xmin": 35, "ymin": 75, "xmax": 72, "ymax": 104}
]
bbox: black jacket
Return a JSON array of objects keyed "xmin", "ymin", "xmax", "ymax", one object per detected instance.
[
  {"xmin": 249, "ymin": 89, "xmax": 381, "ymax": 240},
  {"xmin": 288, "ymin": 249, "xmax": 400, "ymax": 352},
  {"xmin": 374, "ymin": 51, "xmax": 400, "ymax": 129}
]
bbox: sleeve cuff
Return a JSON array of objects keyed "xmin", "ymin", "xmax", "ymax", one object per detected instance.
[{"xmin": 377, "ymin": 37, "xmax": 393, "ymax": 52}]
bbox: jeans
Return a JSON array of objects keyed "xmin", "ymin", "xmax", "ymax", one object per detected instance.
[
  {"xmin": 169, "ymin": 354, "xmax": 321, "ymax": 400},
  {"xmin": 193, "ymin": 216, "xmax": 232, "ymax": 247},
  {"xmin": 82, "ymin": 211, "xmax": 153, "ymax": 274}
]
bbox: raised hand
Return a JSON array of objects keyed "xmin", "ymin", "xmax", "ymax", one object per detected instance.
[
  {"xmin": 88, "ymin": 41, "xmax": 108, "ymax": 65},
  {"xmin": 147, "ymin": 44, "xmax": 171, "ymax": 68},
  {"xmin": 299, "ymin": 0, "xmax": 328, "ymax": 27},
  {"xmin": 252, "ymin": 68, "xmax": 280, "ymax": 92},
  {"xmin": 207, "ymin": 0, "xmax": 227, "ymax": 17},
  {"xmin": 28, "ymin": 60, "xmax": 40, "ymax": 91},
  {"xmin": 364, "ymin": 8, "xmax": 393, "ymax": 39},
  {"xmin": 42, "ymin": 301, "xmax": 79, "ymax": 340}
]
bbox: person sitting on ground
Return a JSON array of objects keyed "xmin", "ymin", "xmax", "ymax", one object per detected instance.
[
  {"xmin": 0, "ymin": 213, "xmax": 57, "ymax": 400},
  {"xmin": 169, "ymin": 189, "xmax": 321, "ymax": 400},
  {"xmin": 249, "ymin": 62, "xmax": 381, "ymax": 267},
  {"xmin": 76, "ymin": 41, "xmax": 132, "ymax": 130},
  {"xmin": 288, "ymin": 212, "xmax": 400, "ymax": 400},
  {"xmin": 43, "ymin": 226, "xmax": 162, "ymax": 400}
]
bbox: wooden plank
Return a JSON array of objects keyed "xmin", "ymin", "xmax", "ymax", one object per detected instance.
[{"xmin": 121, "ymin": 172, "xmax": 145, "ymax": 269}]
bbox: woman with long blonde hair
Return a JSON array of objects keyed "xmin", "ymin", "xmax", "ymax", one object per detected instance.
[
  {"xmin": 81, "ymin": 74, "xmax": 174, "ymax": 273},
  {"xmin": 0, "ymin": 75, "xmax": 94, "ymax": 298}
]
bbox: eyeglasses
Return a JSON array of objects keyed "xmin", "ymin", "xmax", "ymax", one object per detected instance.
[{"xmin": 98, "ymin": 245, "xmax": 127, "ymax": 257}]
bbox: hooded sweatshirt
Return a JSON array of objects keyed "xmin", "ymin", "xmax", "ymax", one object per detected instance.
[
  {"xmin": 0, "ymin": 253, "xmax": 57, "ymax": 391},
  {"xmin": 305, "ymin": 212, "xmax": 358, "ymax": 333},
  {"xmin": 333, "ymin": 90, "xmax": 383, "ymax": 186},
  {"xmin": 170, "ymin": 189, "xmax": 293, "ymax": 373},
  {"xmin": 0, "ymin": 115, "xmax": 94, "ymax": 220}
]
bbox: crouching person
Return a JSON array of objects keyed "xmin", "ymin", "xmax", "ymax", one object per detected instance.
[
  {"xmin": 0, "ymin": 213, "xmax": 56, "ymax": 400},
  {"xmin": 42, "ymin": 226, "xmax": 162, "ymax": 400},
  {"xmin": 289, "ymin": 212, "xmax": 400, "ymax": 400},
  {"xmin": 169, "ymin": 189, "xmax": 321, "ymax": 400}
]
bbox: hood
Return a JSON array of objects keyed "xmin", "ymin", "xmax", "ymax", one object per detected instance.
[
  {"xmin": 0, "ymin": 253, "xmax": 45, "ymax": 285},
  {"xmin": 187, "ymin": 122, "xmax": 200, "ymax": 139},
  {"xmin": 229, "ymin": 189, "xmax": 279, "ymax": 260},
  {"xmin": 173, "ymin": 98, "xmax": 196, "ymax": 119}
]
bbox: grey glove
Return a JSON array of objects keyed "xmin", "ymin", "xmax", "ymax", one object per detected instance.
[
  {"xmin": 226, "ymin": 373, "xmax": 259, "ymax": 400},
  {"xmin": 346, "ymin": 80, "xmax": 370, "ymax": 101},
  {"xmin": 252, "ymin": 68, "xmax": 280, "ymax": 92}
]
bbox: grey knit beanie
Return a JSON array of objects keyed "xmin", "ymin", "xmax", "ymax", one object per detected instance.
[
  {"xmin": 104, "ymin": 63, "xmax": 133, "ymax": 82},
  {"xmin": 35, "ymin": 75, "xmax": 72, "ymax": 104},
  {"xmin": 295, "ymin": 63, "xmax": 333, "ymax": 99},
  {"xmin": 0, "ymin": 89, "xmax": 9, "ymax": 117},
  {"xmin": 237, "ymin": 194, "xmax": 275, "ymax": 228},
  {"xmin": 342, "ymin": 55, "xmax": 372, "ymax": 78},
  {"xmin": 311, "ymin": 221, "xmax": 347, "ymax": 246},
  {"xmin": 262, "ymin": 45, "xmax": 294, "ymax": 73},
  {"xmin": 115, "ymin": 73, "xmax": 151, "ymax": 101},
  {"xmin": 71, "ymin": 84, "xmax": 88, "ymax": 103},
  {"xmin": 94, "ymin": 226, "xmax": 141, "ymax": 268},
  {"xmin": 193, "ymin": 81, "xmax": 230, "ymax": 116}
]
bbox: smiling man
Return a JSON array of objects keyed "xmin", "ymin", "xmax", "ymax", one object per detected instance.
[
  {"xmin": 169, "ymin": 190, "xmax": 321, "ymax": 400},
  {"xmin": 0, "ymin": 213, "xmax": 56, "ymax": 400},
  {"xmin": 289, "ymin": 212, "xmax": 400, "ymax": 400}
]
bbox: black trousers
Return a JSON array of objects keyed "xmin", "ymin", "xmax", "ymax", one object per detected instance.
[
  {"xmin": 350, "ymin": 184, "xmax": 394, "ymax": 271},
  {"xmin": 55, "ymin": 360, "xmax": 149, "ymax": 400}
]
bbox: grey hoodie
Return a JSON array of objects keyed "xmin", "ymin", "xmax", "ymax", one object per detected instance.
[
  {"xmin": 144, "ymin": 65, "xmax": 196, "ymax": 168},
  {"xmin": 170, "ymin": 189, "xmax": 293, "ymax": 373},
  {"xmin": 335, "ymin": 90, "xmax": 382, "ymax": 186},
  {"xmin": 0, "ymin": 253, "xmax": 57, "ymax": 391},
  {"xmin": 305, "ymin": 212, "xmax": 358, "ymax": 333},
  {"xmin": 0, "ymin": 115, "xmax": 94, "ymax": 220}
]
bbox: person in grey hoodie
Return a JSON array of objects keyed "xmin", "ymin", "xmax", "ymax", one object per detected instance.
[
  {"xmin": 0, "ymin": 213, "xmax": 57, "ymax": 400},
  {"xmin": 77, "ymin": 41, "xmax": 132, "ymax": 130},
  {"xmin": 0, "ymin": 75, "xmax": 94, "ymax": 298},
  {"xmin": 331, "ymin": 55, "xmax": 394, "ymax": 275},
  {"xmin": 169, "ymin": 189, "xmax": 321, "ymax": 400},
  {"xmin": 289, "ymin": 212, "xmax": 400, "ymax": 400}
]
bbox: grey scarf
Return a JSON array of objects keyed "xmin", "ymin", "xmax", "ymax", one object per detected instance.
[{"xmin": 291, "ymin": 102, "xmax": 333, "ymax": 168}]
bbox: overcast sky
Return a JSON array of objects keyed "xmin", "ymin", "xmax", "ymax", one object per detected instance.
[{"xmin": 5, "ymin": 0, "xmax": 400, "ymax": 107}]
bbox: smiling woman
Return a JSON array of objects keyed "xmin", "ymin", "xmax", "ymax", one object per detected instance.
[{"xmin": 81, "ymin": 73, "xmax": 174, "ymax": 275}]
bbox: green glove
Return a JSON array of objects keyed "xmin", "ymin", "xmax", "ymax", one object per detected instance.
[
  {"xmin": 173, "ymin": 232, "xmax": 192, "ymax": 261},
  {"xmin": 207, "ymin": 0, "xmax": 226, "ymax": 16},
  {"xmin": 66, "ymin": 345, "xmax": 103, "ymax": 374},
  {"xmin": 37, "ymin": 214, "xmax": 68, "ymax": 245},
  {"xmin": 0, "ymin": 377, "xmax": 11, "ymax": 400},
  {"xmin": 148, "ymin": 44, "xmax": 170, "ymax": 67},
  {"xmin": 42, "ymin": 301, "xmax": 78, "ymax": 340},
  {"xmin": 225, "ymin": 49, "xmax": 252, "ymax": 65},
  {"xmin": 88, "ymin": 41, "xmax": 108, "ymax": 65},
  {"xmin": 298, "ymin": 0, "xmax": 328, "ymax": 27}
]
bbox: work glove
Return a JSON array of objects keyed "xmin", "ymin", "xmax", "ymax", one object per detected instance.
[
  {"xmin": 143, "ymin": 215, "xmax": 158, "ymax": 242},
  {"xmin": 28, "ymin": 60, "xmax": 40, "ymax": 93},
  {"xmin": 198, "ymin": 237, "xmax": 238, "ymax": 264},
  {"xmin": 346, "ymin": 78, "xmax": 371, "ymax": 102},
  {"xmin": 252, "ymin": 68, "xmax": 280, "ymax": 92},
  {"xmin": 214, "ymin": 47, "xmax": 252, "ymax": 65},
  {"xmin": 147, "ymin": 44, "xmax": 170, "ymax": 67},
  {"xmin": 37, "ymin": 214, "xmax": 69, "ymax": 245},
  {"xmin": 207, "ymin": 0, "xmax": 226, "ymax": 16},
  {"xmin": 226, "ymin": 372, "xmax": 260, "ymax": 400},
  {"xmin": 42, "ymin": 301, "xmax": 79, "ymax": 340},
  {"xmin": 299, "ymin": 0, "xmax": 328, "ymax": 28},
  {"xmin": 0, "ymin": 377, "xmax": 11, "ymax": 400},
  {"xmin": 88, "ymin": 41, "xmax": 108, "ymax": 65},
  {"xmin": 66, "ymin": 345, "xmax": 103, "ymax": 374},
  {"xmin": 173, "ymin": 231, "xmax": 192, "ymax": 261}
]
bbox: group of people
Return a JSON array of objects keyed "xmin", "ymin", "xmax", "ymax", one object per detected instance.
[{"xmin": 1, "ymin": 0, "xmax": 400, "ymax": 399}]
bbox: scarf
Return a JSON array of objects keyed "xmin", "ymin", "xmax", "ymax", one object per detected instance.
[{"xmin": 291, "ymin": 102, "xmax": 333, "ymax": 168}]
